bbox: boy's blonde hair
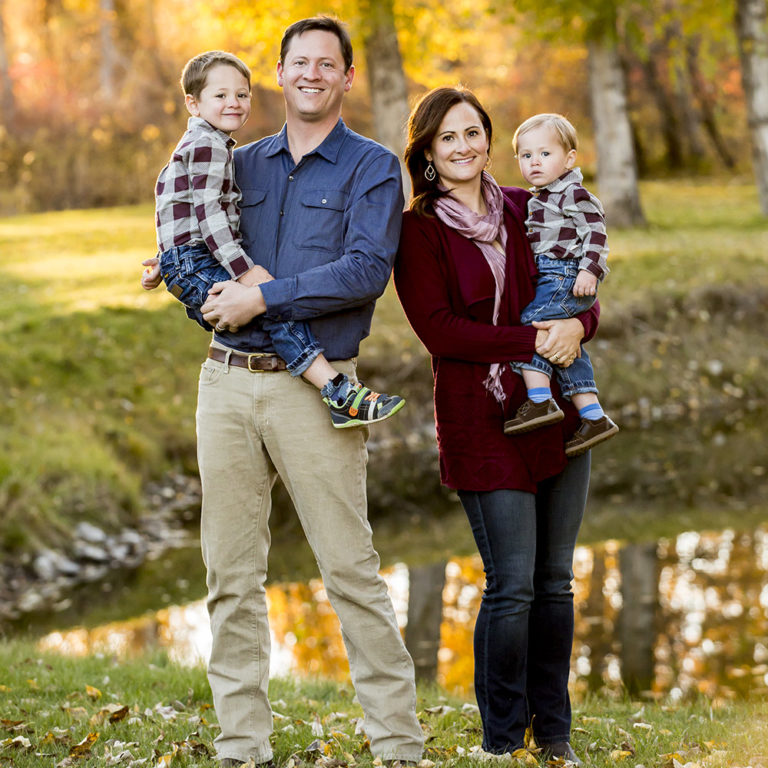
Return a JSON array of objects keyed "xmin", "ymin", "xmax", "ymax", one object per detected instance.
[
  {"xmin": 512, "ymin": 113, "xmax": 578, "ymax": 155},
  {"xmin": 181, "ymin": 51, "xmax": 251, "ymax": 99}
]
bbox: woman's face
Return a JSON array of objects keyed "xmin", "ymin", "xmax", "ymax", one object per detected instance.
[{"xmin": 425, "ymin": 101, "xmax": 489, "ymax": 190}]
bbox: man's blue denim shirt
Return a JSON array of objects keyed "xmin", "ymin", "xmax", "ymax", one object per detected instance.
[{"xmin": 215, "ymin": 119, "xmax": 404, "ymax": 360}]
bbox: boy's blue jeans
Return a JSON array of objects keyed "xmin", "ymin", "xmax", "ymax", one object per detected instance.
[
  {"xmin": 512, "ymin": 255, "xmax": 598, "ymax": 399},
  {"xmin": 159, "ymin": 244, "xmax": 322, "ymax": 376}
]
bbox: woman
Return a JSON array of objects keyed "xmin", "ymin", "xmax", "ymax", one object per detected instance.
[{"xmin": 395, "ymin": 87, "xmax": 599, "ymax": 763}]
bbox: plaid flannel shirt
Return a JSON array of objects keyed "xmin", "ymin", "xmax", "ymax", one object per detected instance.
[
  {"xmin": 154, "ymin": 117, "xmax": 254, "ymax": 279},
  {"xmin": 526, "ymin": 167, "xmax": 609, "ymax": 280}
]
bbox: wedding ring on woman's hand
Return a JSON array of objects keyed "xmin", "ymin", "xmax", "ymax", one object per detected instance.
[{"xmin": 552, "ymin": 353, "xmax": 560, "ymax": 361}]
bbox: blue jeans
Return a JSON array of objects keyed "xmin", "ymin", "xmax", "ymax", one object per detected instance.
[
  {"xmin": 513, "ymin": 256, "xmax": 598, "ymax": 398},
  {"xmin": 159, "ymin": 244, "xmax": 322, "ymax": 376},
  {"xmin": 458, "ymin": 452, "xmax": 591, "ymax": 753}
]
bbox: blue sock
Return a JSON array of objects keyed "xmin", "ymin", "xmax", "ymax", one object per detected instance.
[
  {"xmin": 579, "ymin": 403, "xmax": 604, "ymax": 420},
  {"xmin": 528, "ymin": 386, "xmax": 552, "ymax": 403}
]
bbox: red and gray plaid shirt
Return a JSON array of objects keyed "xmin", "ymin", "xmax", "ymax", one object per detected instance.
[
  {"xmin": 526, "ymin": 168, "xmax": 609, "ymax": 280},
  {"xmin": 154, "ymin": 117, "xmax": 254, "ymax": 279}
]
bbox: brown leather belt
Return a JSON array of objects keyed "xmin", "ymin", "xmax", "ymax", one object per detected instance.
[{"xmin": 207, "ymin": 346, "xmax": 287, "ymax": 372}]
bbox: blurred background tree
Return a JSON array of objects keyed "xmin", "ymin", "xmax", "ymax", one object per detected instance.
[
  {"xmin": 736, "ymin": 0, "xmax": 768, "ymax": 213},
  {"xmin": 0, "ymin": 0, "xmax": 761, "ymax": 216}
]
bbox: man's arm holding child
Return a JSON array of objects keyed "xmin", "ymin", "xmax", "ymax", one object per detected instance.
[{"xmin": 203, "ymin": 151, "xmax": 403, "ymax": 331}]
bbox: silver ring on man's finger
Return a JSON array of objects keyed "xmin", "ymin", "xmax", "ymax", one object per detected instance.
[{"xmin": 215, "ymin": 325, "xmax": 225, "ymax": 332}]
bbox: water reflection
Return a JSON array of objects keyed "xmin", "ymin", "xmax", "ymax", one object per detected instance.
[{"xmin": 38, "ymin": 526, "xmax": 768, "ymax": 700}]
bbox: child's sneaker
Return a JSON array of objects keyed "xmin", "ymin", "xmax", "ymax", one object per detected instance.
[
  {"xmin": 564, "ymin": 415, "xmax": 619, "ymax": 457},
  {"xmin": 504, "ymin": 398, "xmax": 564, "ymax": 435},
  {"xmin": 324, "ymin": 380, "xmax": 405, "ymax": 428}
]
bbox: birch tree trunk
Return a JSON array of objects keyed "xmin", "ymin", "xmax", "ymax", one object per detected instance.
[
  {"xmin": 360, "ymin": 0, "xmax": 411, "ymax": 200},
  {"xmin": 587, "ymin": 29, "xmax": 645, "ymax": 227},
  {"xmin": 0, "ymin": 1, "xmax": 15, "ymax": 130},
  {"xmin": 99, "ymin": 0, "xmax": 116, "ymax": 98},
  {"xmin": 736, "ymin": 0, "xmax": 768, "ymax": 215}
]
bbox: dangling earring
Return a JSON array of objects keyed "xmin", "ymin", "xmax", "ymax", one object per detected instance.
[{"xmin": 424, "ymin": 162, "xmax": 436, "ymax": 182}]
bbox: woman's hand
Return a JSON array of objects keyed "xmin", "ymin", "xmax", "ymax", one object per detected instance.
[
  {"xmin": 201, "ymin": 280, "xmax": 266, "ymax": 333},
  {"xmin": 533, "ymin": 318, "xmax": 584, "ymax": 367},
  {"xmin": 141, "ymin": 258, "xmax": 162, "ymax": 291}
]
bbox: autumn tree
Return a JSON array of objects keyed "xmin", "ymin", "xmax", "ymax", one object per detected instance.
[
  {"xmin": 0, "ymin": 0, "xmax": 14, "ymax": 130},
  {"xmin": 736, "ymin": 0, "xmax": 768, "ymax": 214},
  {"xmin": 586, "ymin": 5, "xmax": 645, "ymax": 227},
  {"xmin": 360, "ymin": 0, "xmax": 410, "ymax": 196},
  {"xmin": 504, "ymin": 0, "xmax": 645, "ymax": 227}
]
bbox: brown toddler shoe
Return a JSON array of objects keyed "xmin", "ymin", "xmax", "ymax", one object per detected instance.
[
  {"xmin": 564, "ymin": 415, "xmax": 619, "ymax": 457},
  {"xmin": 504, "ymin": 398, "xmax": 564, "ymax": 435}
]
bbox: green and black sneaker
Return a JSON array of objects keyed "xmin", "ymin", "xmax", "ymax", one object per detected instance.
[{"xmin": 323, "ymin": 380, "xmax": 405, "ymax": 428}]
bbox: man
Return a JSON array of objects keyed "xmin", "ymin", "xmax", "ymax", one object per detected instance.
[{"xmin": 146, "ymin": 16, "xmax": 423, "ymax": 768}]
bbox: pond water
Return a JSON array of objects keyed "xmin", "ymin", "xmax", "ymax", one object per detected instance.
[{"xmin": 31, "ymin": 521, "xmax": 768, "ymax": 701}]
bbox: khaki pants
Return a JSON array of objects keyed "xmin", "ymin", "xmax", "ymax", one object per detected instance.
[{"xmin": 196, "ymin": 347, "xmax": 423, "ymax": 764}]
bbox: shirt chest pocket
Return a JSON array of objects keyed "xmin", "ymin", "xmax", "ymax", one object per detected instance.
[
  {"xmin": 238, "ymin": 187, "xmax": 269, "ymax": 246},
  {"xmin": 296, "ymin": 189, "xmax": 347, "ymax": 253}
]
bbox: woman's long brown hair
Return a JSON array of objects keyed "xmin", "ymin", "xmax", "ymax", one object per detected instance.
[{"xmin": 404, "ymin": 86, "xmax": 493, "ymax": 217}]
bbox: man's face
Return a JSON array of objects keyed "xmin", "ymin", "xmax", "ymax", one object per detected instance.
[{"xmin": 277, "ymin": 29, "xmax": 354, "ymax": 124}]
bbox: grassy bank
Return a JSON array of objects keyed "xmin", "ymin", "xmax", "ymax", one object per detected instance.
[
  {"xmin": 1, "ymin": 180, "xmax": 767, "ymax": 558},
  {"xmin": 0, "ymin": 640, "xmax": 766, "ymax": 767}
]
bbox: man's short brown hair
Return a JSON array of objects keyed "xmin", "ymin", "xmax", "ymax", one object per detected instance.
[{"xmin": 280, "ymin": 16, "xmax": 353, "ymax": 72}]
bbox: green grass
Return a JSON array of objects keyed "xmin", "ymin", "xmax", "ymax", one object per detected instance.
[
  {"xmin": 0, "ymin": 640, "xmax": 767, "ymax": 767},
  {"xmin": 603, "ymin": 179, "xmax": 768, "ymax": 305},
  {"xmin": 0, "ymin": 205, "xmax": 208, "ymax": 551},
  {"xmin": 1, "ymin": 181, "xmax": 767, "ymax": 557}
]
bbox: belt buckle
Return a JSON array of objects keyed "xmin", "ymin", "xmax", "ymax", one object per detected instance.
[
  {"xmin": 247, "ymin": 354, "xmax": 264, "ymax": 372},
  {"xmin": 247, "ymin": 353, "xmax": 277, "ymax": 372}
]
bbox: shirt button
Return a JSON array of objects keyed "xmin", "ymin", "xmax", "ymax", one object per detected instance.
[
  {"xmin": 321, "ymin": 198, "xmax": 327, "ymax": 204},
  {"xmin": 280, "ymin": 210, "xmax": 284, "ymax": 216},
  {"xmin": 288, "ymin": 175, "xmax": 294, "ymax": 181}
]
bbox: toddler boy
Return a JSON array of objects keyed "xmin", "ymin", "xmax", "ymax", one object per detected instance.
[{"xmin": 503, "ymin": 113, "xmax": 618, "ymax": 456}]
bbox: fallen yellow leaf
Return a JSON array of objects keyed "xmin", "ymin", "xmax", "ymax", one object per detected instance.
[
  {"xmin": 90, "ymin": 703, "xmax": 131, "ymax": 725},
  {"xmin": 524, "ymin": 719, "xmax": 535, "ymax": 749},
  {"xmin": 109, "ymin": 705, "xmax": 130, "ymax": 723},
  {"xmin": 1, "ymin": 736, "xmax": 32, "ymax": 750},
  {"xmin": 69, "ymin": 732, "xmax": 99, "ymax": 757},
  {"xmin": 610, "ymin": 750, "xmax": 633, "ymax": 761},
  {"xmin": 85, "ymin": 685, "xmax": 102, "ymax": 700},
  {"xmin": 511, "ymin": 747, "xmax": 540, "ymax": 766}
]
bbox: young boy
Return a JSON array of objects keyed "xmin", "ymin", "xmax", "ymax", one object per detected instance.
[
  {"xmin": 503, "ymin": 113, "xmax": 618, "ymax": 456},
  {"xmin": 146, "ymin": 51, "xmax": 404, "ymax": 428}
]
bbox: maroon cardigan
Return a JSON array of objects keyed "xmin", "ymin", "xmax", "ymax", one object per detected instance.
[{"xmin": 394, "ymin": 186, "xmax": 600, "ymax": 493}]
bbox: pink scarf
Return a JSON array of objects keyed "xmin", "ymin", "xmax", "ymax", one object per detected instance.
[{"xmin": 433, "ymin": 171, "xmax": 508, "ymax": 403}]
